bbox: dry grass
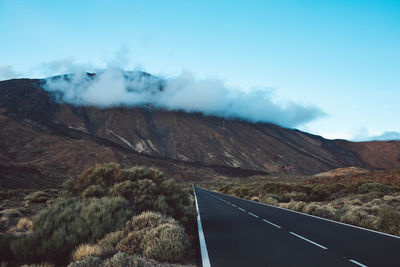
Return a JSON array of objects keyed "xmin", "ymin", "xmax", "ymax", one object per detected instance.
[
  {"xmin": 72, "ymin": 244, "xmax": 102, "ymax": 261},
  {"xmin": 8, "ymin": 217, "xmax": 34, "ymax": 233}
]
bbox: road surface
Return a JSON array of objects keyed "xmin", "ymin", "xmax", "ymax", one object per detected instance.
[{"xmin": 194, "ymin": 186, "xmax": 400, "ymax": 267}]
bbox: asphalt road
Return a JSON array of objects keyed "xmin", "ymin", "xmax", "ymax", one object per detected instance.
[{"xmin": 194, "ymin": 186, "xmax": 400, "ymax": 267}]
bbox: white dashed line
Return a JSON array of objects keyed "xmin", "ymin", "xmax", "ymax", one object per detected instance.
[
  {"xmin": 232, "ymin": 204, "xmax": 237, "ymax": 207},
  {"xmin": 262, "ymin": 219, "xmax": 281, "ymax": 229},
  {"xmin": 349, "ymin": 259, "xmax": 368, "ymax": 267},
  {"xmin": 289, "ymin": 232, "xmax": 327, "ymax": 250},
  {"xmin": 248, "ymin": 212, "xmax": 258, "ymax": 218},
  {"xmin": 238, "ymin": 207, "xmax": 246, "ymax": 212}
]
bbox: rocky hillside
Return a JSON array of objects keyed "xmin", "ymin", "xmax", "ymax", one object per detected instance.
[{"xmin": 1, "ymin": 75, "xmax": 400, "ymax": 186}]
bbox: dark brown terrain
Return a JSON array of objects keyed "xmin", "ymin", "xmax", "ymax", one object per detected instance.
[{"xmin": 1, "ymin": 74, "xmax": 400, "ymax": 187}]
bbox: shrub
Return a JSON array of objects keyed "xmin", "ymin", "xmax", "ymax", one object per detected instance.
[
  {"xmin": 142, "ymin": 223, "xmax": 189, "ymax": 262},
  {"xmin": 21, "ymin": 263, "xmax": 55, "ymax": 267},
  {"xmin": 10, "ymin": 217, "xmax": 34, "ymax": 232},
  {"xmin": 103, "ymin": 252, "xmax": 157, "ymax": 267},
  {"xmin": 124, "ymin": 211, "xmax": 176, "ymax": 233},
  {"xmin": 75, "ymin": 163, "xmax": 122, "ymax": 192},
  {"xmin": 11, "ymin": 197, "xmax": 133, "ymax": 265},
  {"xmin": 65, "ymin": 164, "xmax": 196, "ymax": 229},
  {"xmin": 116, "ymin": 229, "xmax": 147, "ymax": 255},
  {"xmin": 264, "ymin": 197, "xmax": 279, "ymax": 206},
  {"xmin": 284, "ymin": 192, "xmax": 309, "ymax": 202},
  {"xmin": 293, "ymin": 201, "xmax": 306, "ymax": 212},
  {"xmin": 97, "ymin": 231, "xmax": 125, "ymax": 249},
  {"xmin": 339, "ymin": 207, "xmax": 369, "ymax": 225},
  {"xmin": 303, "ymin": 203, "xmax": 319, "ymax": 214},
  {"xmin": 68, "ymin": 256, "xmax": 103, "ymax": 267},
  {"xmin": 358, "ymin": 182, "xmax": 387, "ymax": 195},
  {"xmin": 383, "ymin": 195, "xmax": 395, "ymax": 202},
  {"xmin": 311, "ymin": 205, "xmax": 335, "ymax": 219},
  {"xmin": 376, "ymin": 206, "xmax": 400, "ymax": 235},
  {"xmin": 309, "ymin": 186, "xmax": 330, "ymax": 201},
  {"xmin": 0, "ymin": 233, "xmax": 14, "ymax": 261},
  {"xmin": 82, "ymin": 185, "xmax": 106, "ymax": 198},
  {"xmin": 72, "ymin": 244, "xmax": 102, "ymax": 261},
  {"xmin": 24, "ymin": 191, "xmax": 50, "ymax": 204}
]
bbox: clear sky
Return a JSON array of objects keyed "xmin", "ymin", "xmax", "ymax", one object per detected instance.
[{"xmin": 0, "ymin": 0, "xmax": 399, "ymax": 140}]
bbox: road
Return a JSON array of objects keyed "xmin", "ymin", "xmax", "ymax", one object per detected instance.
[{"xmin": 194, "ymin": 186, "xmax": 400, "ymax": 267}]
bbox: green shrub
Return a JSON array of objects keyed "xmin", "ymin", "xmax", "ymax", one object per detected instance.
[
  {"xmin": 65, "ymin": 163, "xmax": 195, "ymax": 229},
  {"xmin": 124, "ymin": 211, "xmax": 176, "ymax": 233},
  {"xmin": 11, "ymin": 197, "xmax": 133, "ymax": 265},
  {"xmin": 24, "ymin": 191, "xmax": 50, "ymax": 203},
  {"xmin": 142, "ymin": 223, "xmax": 189, "ymax": 262},
  {"xmin": 376, "ymin": 206, "xmax": 400, "ymax": 235},
  {"xmin": 0, "ymin": 233, "xmax": 14, "ymax": 261},
  {"xmin": 358, "ymin": 182, "xmax": 387, "ymax": 195},
  {"xmin": 309, "ymin": 186, "xmax": 330, "ymax": 201},
  {"xmin": 68, "ymin": 256, "xmax": 103, "ymax": 267},
  {"xmin": 103, "ymin": 252, "xmax": 156, "ymax": 267},
  {"xmin": 97, "ymin": 231, "xmax": 125, "ymax": 249},
  {"xmin": 82, "ymin": 185, "xmax": 106, "ymax": 198},
  {"xmin": 116, "ymin": 229, "xmax": 147, "ymax": 255},
  {"xmin": 75, "ymin": 163, "xmax": 122, "ymax": 192}
]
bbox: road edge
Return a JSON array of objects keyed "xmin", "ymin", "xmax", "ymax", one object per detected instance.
[{"xmin": 193, "ymin": 185, "xmax": 211, "ymax": 267}]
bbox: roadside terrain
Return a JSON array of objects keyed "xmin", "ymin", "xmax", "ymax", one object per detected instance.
[{"xmin": 201, "ymin": 167, "xmax": 400, "ymax": 237}]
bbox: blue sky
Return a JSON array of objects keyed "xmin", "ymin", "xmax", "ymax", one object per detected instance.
[{"xmin": 0, "ymin": 0, "xmax": 399, "ymax": 140}]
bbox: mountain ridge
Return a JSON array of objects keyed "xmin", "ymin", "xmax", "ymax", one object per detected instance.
[{"xmin": 1, "ymin": 76, "xmax": 399, "ymax": 185}]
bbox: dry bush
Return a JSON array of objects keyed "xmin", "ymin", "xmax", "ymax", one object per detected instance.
[
  {"xmin": 279, "ymin": 203, "xmax": 289, "ymax": 209},
  {"xmin": 311, "ymin": 205, "xmax": 335, "ymax": 219},
  {"xmin": 68, "ymin": 256, "xmax": 103, "ymax": 267},
  {"xmin": 142, "ymin": 223, "xmax": 188, "ymax": 262},
  {"xmin": 286, "ymin": 200, "xmax": 297, "ymax": 210},
  {"xmin": 349, "ymin": 199, "xmax": 363, "ymax": 206},
  {"xmin": 97, "ymin": 230, "xmax": 125, "ymax": 249},
  {"xmin": 264, "ymin": 197, "xmax": 279, "ymax": 206},
  {"xmin": 125, "ymin": 211, "xmax": 176, "ymax": 234},
  {"xmin": 383, "ymin": 195, "xmax": 395, "ymax": 202},
  {"xmin": 376, "ymin": 206, "xmax": 400, "ymax": 235},
  {"xmin": 250, "ymin": 196, "xmax": 259, "ymax": 202},
  {"xmin": 24, "ymin": 191, "xmax": 50, "ymax": 204},
  {"xmin": 9, "ymin": 217, "xmax": 34, "ymax": 232},
  {"xmin": 116, "ymin": 229, "xmax": 148, "ymax": 255},
  {"xmin": 293, "ymin": 201, "xmax": 306, "ymax": 212},
  {"xmin": 339, "ymin": 206, "xmax": 369, "ymax": 225},
  {"xmin": 72, "ymin": 244, "xmax": 102, "ymax": 261},
  {"xmin": 81, "ymin": 185, "xmax": 105, "ymax": 198},
  {"xmin": 303, "ymin": 203, "xmax": 319, "ymax": 214},
  {"xmin": 103, "ymin": 252, "xmax": 159, "ymax": 267},
  {"xmin": 370, "ymin": 198, "xmax": 382, "ymax": 205}
]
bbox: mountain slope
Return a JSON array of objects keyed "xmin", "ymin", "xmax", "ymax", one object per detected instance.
[{"xmin": 1, "ymin": 76, "xmax": 399, "ymax": 185}]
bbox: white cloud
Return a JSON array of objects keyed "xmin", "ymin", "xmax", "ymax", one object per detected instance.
[
  {"xmin": 0, "ymin": 65, "xmax": 18, "ymax": 81},
  {"xmin": 44, "ymin": 68, "xmax": 325, "ymax": 128}
]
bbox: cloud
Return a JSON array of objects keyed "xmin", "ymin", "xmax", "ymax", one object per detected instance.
[
  {"xmin": 0, "ymin": 65, "xmax": 19, "ymax": 81},
  {"xmin": 369, "ymin": 131, "xmax": 400, "ymax": 141},
  {"xmin": 43, "ymin": 67, "xmax": 325, "ymax": 128}
]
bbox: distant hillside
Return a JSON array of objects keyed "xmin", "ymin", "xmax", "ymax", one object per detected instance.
[{"xmin": 1, "ymin": 75, "xmax": 400, "ymax": 186}]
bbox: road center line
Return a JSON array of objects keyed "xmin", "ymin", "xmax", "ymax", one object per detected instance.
[
  {"xmin": 349, "ymin": 259, "xmax": 368, "ymax": 267},
  {"xmin": 248, "ymin": 212, "xmax": 259, "ymax": 218},
  {"xmin": 289, "ymin": 232, "xmax": 327, "ymax": 250},
  {"xmin": 238, "ymin": 207, "xmax": 246, "ymax": 211},
  {"xmin": 262, "ymin": 219, "xmax": 281, "ymax": 229},
  {"xmin": 231, "ymin": 204, "xmax": 237, "ymax": 207}
]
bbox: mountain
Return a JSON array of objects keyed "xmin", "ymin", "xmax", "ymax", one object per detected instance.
[{"xmin": 1, "ymin": 74, "xmax": 400, "ymax": 186}]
